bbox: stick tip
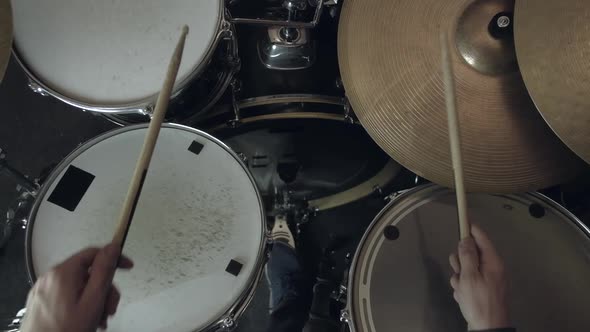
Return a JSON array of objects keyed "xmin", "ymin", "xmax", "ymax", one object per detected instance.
[{"xmin": 182, "ymin": 25, "xmax": 189, "ymax": 36}]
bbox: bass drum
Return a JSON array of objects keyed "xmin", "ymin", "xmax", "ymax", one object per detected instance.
[
  {"xmin": 200, "ymin": 97, "xmax": 400, "ymax": 207},
  {"xmin": 346, "ymin": 184, "xmax": 590, "ymax": 332}
]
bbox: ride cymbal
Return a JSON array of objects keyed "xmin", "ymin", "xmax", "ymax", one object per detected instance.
[
  {"xmin": 338, "ymin": 0, "xmax": 584, "ymax": 193},
  {"xmin": 0, "ymin": 0, "xmax": 11, "ymax": 82},
  {"xmin": 515, "ymin": 0, "xmax": 590, "ymax": 164}
]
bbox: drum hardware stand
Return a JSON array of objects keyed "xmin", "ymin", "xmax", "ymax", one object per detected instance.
[
  {"xmin": 306, "ymin": 242, "xmax": 349, "ymax": 331},
  {"xmin": 228, "ymin": 79, "xmax": 243, "ymax": 128},
  {"xmin": 333, "ymin": 253, "xmax": 351, "ymax": 305},
  {"xmin": 0, "ymin": 148, "xmax": 38, "ymax": 194},
  {"xmin": 228, "ymin": 0, "xmax": 329, "ymax": 28},
  {"xmin": 0, "ymin": 148, "xmax": 38, "ymax": 249},
  {"xmin": 337, "ymin": 252, "xmax": 352, "ymax": 330}
]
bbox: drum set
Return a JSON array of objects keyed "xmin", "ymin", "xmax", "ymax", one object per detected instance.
[{"xmin": 1, "ymin": 0, "xmax": 590, "ymax": 331}]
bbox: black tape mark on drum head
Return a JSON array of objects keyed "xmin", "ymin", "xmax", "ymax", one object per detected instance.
[
  {"xmin": 383, "ymin": 225, "xmax": 400, "ymax": 240},
  {"xmin": 47, "ymin": 166, "xmax": 95, "ymax": 212},
  {"xmin": 226, "ymin": 259, "xmax": 243, "ymax": 276},
  {"xmin": 188, "ymin": 140, "xmax": 204, "ymax": 155},
  {"xmin": 529, "ymin": 203, "xmax": 545, "ymax": 219}
]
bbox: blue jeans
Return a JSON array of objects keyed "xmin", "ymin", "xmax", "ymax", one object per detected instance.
[{"xmin": 265, "ymin": 242, "xmax": 310, "ymax": 332}]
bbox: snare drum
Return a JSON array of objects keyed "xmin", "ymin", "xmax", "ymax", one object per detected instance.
[
  {"xmin": 12, "ymin": 0, "xmax": 237, "ymax": 124},
  {"xmin": 26, "ymin": 124, "xmax": 267, "ymax": 331},
  {"xmin": 345, "ymin": 184, "xmax": 590, "ymax": 332}
]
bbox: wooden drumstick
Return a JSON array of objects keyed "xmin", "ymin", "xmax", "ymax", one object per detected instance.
[
  {"xmin": 112, "ymin": 25, "xmax": 189, "ymax": 247},
  {"xmin": 441, "ymin": 32, "xmax": 470, "ymax": 240}
]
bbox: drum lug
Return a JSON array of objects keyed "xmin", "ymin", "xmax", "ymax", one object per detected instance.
[
  {"xmin": 27, "ymin": 81, "xmax": 49, "ymax": 97},
  {"xmin": 141, "ymin": 104, "xmax": 155, "ymax": 117},
  {"xmin": 340, "ymin": 310, "xmax": 350, "ymax": 323},
  {"xmin": 220, "ymin": 316, "xmax": 235, "ymax": 330}
]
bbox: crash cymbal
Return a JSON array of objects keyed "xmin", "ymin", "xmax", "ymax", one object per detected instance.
[
  {"xmin": 515, "ymin": 0, "xmax": 590, "ymax": 164},
  {"xmin": 338, "ymin": 0, "xmax": 584, "ymax": 193},
  {"xmin": 0, "ymin": 0, "xmax": 11, "ymax": 82}
]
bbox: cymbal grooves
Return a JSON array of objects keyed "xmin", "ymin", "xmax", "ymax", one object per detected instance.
[
  {"xmin": 515, "ymin": 0, "xmax": 590, "ymax": 164},
  {"xmin": 338, "ymin": 0, "xmax": 583, "ymax": 192}
]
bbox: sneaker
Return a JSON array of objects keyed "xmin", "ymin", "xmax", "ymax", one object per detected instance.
[{"xmin": 270, "ymin": 215, "xmax": 296, "ymax": 250}]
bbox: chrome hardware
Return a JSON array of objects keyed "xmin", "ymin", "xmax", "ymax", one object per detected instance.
[
  {"xmin": 27, "ymin": 81, "xmax": 49, "ymax": 96},
  {"xmin": 237, "ymin": 152, "xmax": 248, "ymax": 164},
  {"xmin": 3, "ymin": 308, "xmax": 25, "ymax": 332},
  {"xmin": 343, "ymin": 98, "xmax": 356, "ymax": 124},
  {"xmin": 0, "ymin": 149, "xmax": 38, "ymax": 194},
  {"xmin": 229, "ymin": 80, "xmax": 242, "ymax": 128},
  {"xmin": 228, "ymin": 0, "xmax": 326, "ymax": 28},
  {"xmin": 2, "ymin": 191, "xmax": 34, "ymax": 249},
  {"xmin": 340, "ymin": 310, "xmax": 350, "ymax": 323},
  {"xmin": 384, "ymin": 190, "xmax": 409, "ymax": 203},
  {"xmin": 258, "ymin": 27, "xmax": 316, "ymax": 70},
  {"xmin": 372, "ymin": 185, "xmax": 383, "ymax": 197},
  {"xmin": 221, "ymin": 316, "xmax": 235, "ymax": 330}
]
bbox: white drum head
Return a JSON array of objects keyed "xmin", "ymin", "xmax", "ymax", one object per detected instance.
[
  {"xmin": 349, "ymin": 185, "xmax": 590, "ymax": 332},
  {"xmin": 12, "ymin": 0, "xmax": 221, "ymax": 106},
  {"xmin": 27, "ymin": 124, "xmax": 265, "ymax": 332}
]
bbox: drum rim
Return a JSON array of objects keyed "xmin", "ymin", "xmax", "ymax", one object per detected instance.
[
  {"xmin": 25, "ymin": 123, "xmax": 268, "ymax": 332},
  {"xmin": 343, "ymin": 183, "xmax": 590, "ymax": 332},
  {"xmin": 11, "ymin": 1, "xmax": 226, "ymax": 114}
]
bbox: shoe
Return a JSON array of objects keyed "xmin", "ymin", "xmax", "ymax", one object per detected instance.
[{"xmin": 270, "ymin": 215, "xmax": 296, "ymax": 250}]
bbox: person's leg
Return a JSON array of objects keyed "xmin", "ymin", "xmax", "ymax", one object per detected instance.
[{"xmin": 265, "ymin": 216, "xmax": 311, "ymax": 332}]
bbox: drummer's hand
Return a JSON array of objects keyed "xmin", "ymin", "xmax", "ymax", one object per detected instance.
[
  {"xmin": 20, "ymin": 243, "xmax": 133, "ymax": 332},
  {"xmin": 449, "ymin": 224, "xmax": 511, "ymax": 331}
]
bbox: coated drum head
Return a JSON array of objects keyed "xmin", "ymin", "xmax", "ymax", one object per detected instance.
[
  {"xmin": 28, "ymin": 125, "xmax": 265, "ymax": 332},
  {"xmin": 350, "ymin": 185, "xmax": 590, "ymax": 332},
  {"xmin": 12, "ymin": 0, "xmax": 221, "ymax": 106}
]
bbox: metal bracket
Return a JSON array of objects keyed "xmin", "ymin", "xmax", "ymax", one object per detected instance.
[
  {"xmin": 220, "ymin": 316, "xmax": 235, "ymax": 330},
  {"xmin": 228, "ymin": 80, "xmax": 242, "ymax": 128},
  {"xmin": 27, "ymin": 81, "xmax": 49, "ymax": 97},
  {"xmin": 343, "ymin": 97, "xmax": 356, "ymax": 124},
  {"xmin": 340, "ymin": 309, "xmax": 350, "ymax": 323},
  {"xmin": 0, "ymin": 148, "xmax": 39, "ymax": 194},
  {"xmin": 228, "ymin": 0, "xmax": 326, "ymax": 28}
]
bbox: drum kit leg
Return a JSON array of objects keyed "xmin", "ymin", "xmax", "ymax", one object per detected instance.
[{"xmin": 1, "ymin": 0, "xmax": 590, "ymax": 331}]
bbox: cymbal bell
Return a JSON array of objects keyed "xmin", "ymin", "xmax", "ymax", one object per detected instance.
[
  {"xmin": 0, "ymin": 0, "xmax": 11, "ymax": 83},
  {"xmin": 515, "ymin": 0, "xmax": 590, "ymax": 164},
  {"xmin": 338, "ymin": 0, "xmax": 584, "ymax": 193}
]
